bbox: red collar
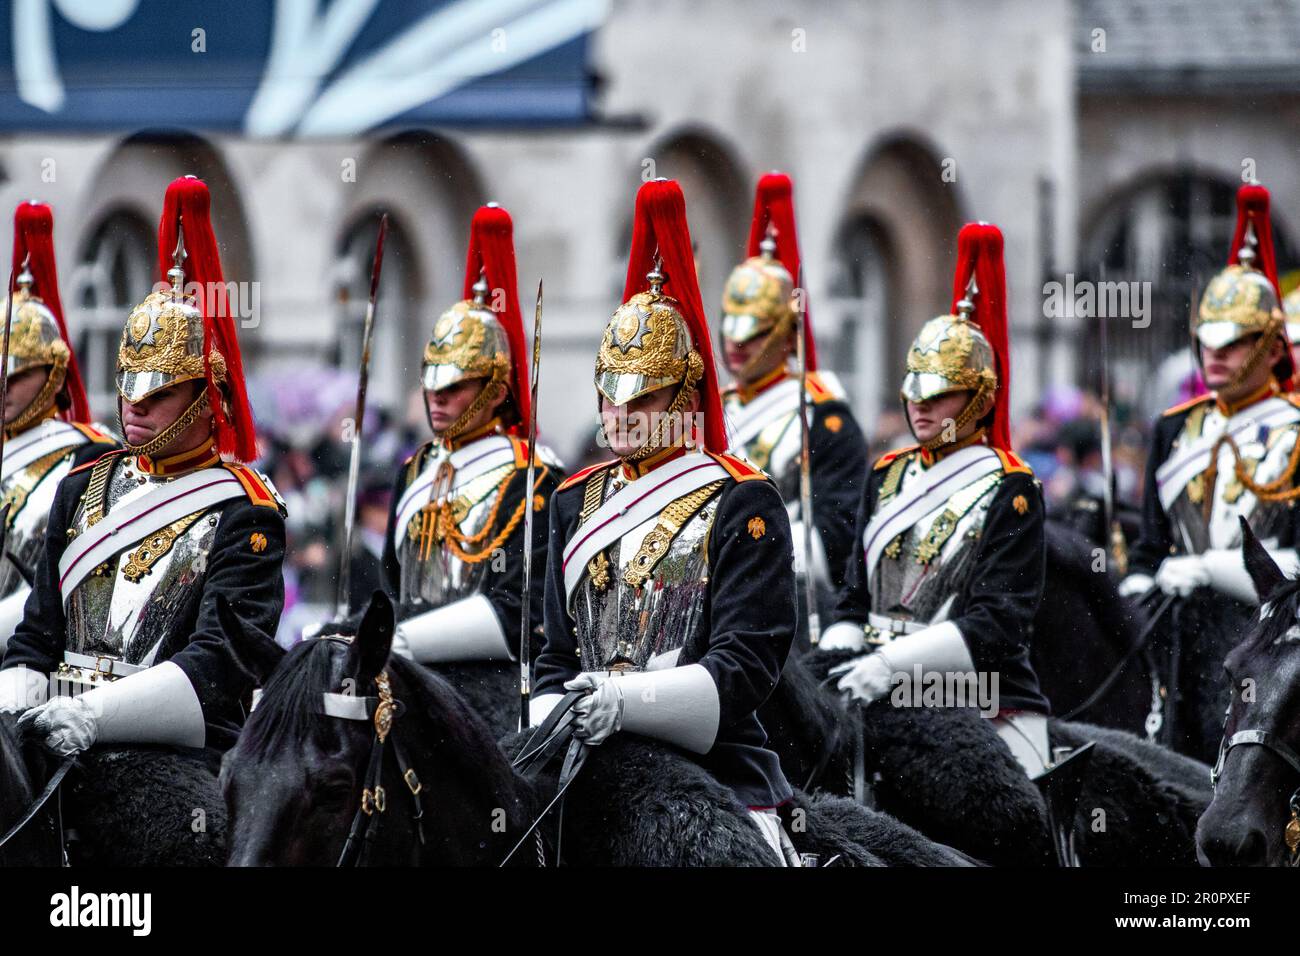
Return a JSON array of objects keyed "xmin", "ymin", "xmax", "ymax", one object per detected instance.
[
  {"xmin": 734, "ymin": 367, "xmax": 790, "ymax": 405},
  {"xmin": 619, "ymin": 443, "xmax": 689, "ymax": 481},
  {"xmin": 918, "ymin": 429, "xmax": 987, "ymax": 468},
  {"xmin": 137, "ymin": 438, "xmax": 220, "ymax": 476}
]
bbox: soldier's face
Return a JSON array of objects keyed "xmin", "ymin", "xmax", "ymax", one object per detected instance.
[
  {"xmin": 2, "ymin": 366, "xmax": 48, "ymax": 424},
  {"xmin": 120, "ymin": 380, "xmax": 212, "ymax": 450},
  {"xmin": 907, "ymin": 390, "xmax": 978, "ymax": 444},
  {"xmin": 600, "ymin": 386, "xmax": 698, "ymax": 458},
  {"xmin": 1201, "ymin": 333, "xmax": 1279, "ymax": 392},
  {"xmin": 424, "ymin": 378, "xmax": 501, "ymax": 435},
  {"xmin": 723, "ymin": 329, "xmax": 792, "ymax": 383}
]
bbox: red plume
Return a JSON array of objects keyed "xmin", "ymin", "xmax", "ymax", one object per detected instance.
[
  {"xmin": 156, "ymin": 176, "xmax": 257, "ymax": 462},
  {"xmin": 462, "ymin": 204, "xmax": 529, "ymax": 435},
  {"xmin": 950, "ymin": 222, "xmax": 1011, "ymax": 451},
  {"xmin": 1226, "ymin": 182, "xmax": 1292, "ymax": 388},
  {"xmin": 745, "ymin": 172, "xmax": 817, "ymax": 370},
  {"xmin": 11, "ymin": 201, "xmax": 90, "ymax": 422},
  {"xmin": 623, "ymin": 179, "xmax": 727, "ymax": 453}
]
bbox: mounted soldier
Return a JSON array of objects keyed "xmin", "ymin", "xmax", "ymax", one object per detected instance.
[
  {"xmin": 375, "ymin": 203, "xmax": 563, "ymax": 668},
  {"xmin": 0, "ymin": 201, "xmax": 116, "ymax": 649},
  {"xmin": 821, "ymin": 222, "xmax": 1055, "ymax": 779},
  {"xmin": 1119, "ymin": 183, "xmax": 1300, "ymax": 760},
  {"xmin": 719, "ymin": 173, "xmax": 867, "ymax": 641},
  {"xmin": 531, "ymin": 178, "xmax": 801, "ymax": 864},
  {"xmin": 0, "ymin": 176, "xmax": 285, "ymax": 862}
]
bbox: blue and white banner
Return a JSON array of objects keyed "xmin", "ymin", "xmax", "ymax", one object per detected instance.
[{"xmin": 0, "ymin": 0, "xmax": 606, "ymax": 135}]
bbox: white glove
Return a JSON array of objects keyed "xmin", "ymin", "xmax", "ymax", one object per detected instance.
[
  {"xmin": 565, "ymin": 673, "xmax": 622, "ymax": 747},
  {"xmin": 0, "ymin": 583, "xmax": 31, "ymax": 652},
  {"xmin": 17, "ymin": 695, "xmax": 97, "ymax": 756},
  {"xmin": 1117, "ymin": 573, "xmax": 1155, "ymax": 599},
  {"xmin": 819, "ymin": 621, "xmax": 867, "ymax": 652},
  {"xmin": 0, "ymin": 665, "xmax": 47, "ymax": 714},
  {"xmin": 830, "ymin": 652, "xmax": 894, "ymax": 704},
  {"xmin": 1155, "ymin": 555, "xmax": 1209, "ymax": 597}
]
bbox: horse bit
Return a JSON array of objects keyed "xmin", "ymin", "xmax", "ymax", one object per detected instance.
[{"xmin": 320, "ymin": 657, "xmax": 427, "ymax": 867}]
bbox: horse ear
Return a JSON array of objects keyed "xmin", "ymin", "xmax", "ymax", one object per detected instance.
[
  {"xmin": 216, "ymin": 593, "xmax": 285, "ymax": 684},
  {"xmin": 1240, "ymin": 516, "xmax": 1286, "ymax": 603},
  {"xmin": 344, "ymin": 590, "xmax": 395, "ymax": 684}
]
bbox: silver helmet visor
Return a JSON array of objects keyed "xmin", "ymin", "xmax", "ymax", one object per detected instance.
[
  {"xmin": 1195, "ymin": 321, "xmax": 1253, "ymax": 351},
  {"xmin": 720, "ymin": 311, "xmax": 767, "ymax": 345},
  {"xmin": 594, "ymin": 369, "xmax": 680, "ymax": 407},
  {"xmin": 900, "ymin": 370, "xmax": 966, "ymax": 404}
]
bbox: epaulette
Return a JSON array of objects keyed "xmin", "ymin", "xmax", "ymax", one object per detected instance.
[
  {"xmin": 70, "ymin": 422, "xmax": 117, "ymax": 444},
  {"xmin": 873, "ymin": 445, "xmax": 918, "ymax": 470},
  {"xmin": 1161, "ymin": 393, "xmax": 1213, "ymax": 418},
  {"xmin": 223, "ymin": 463, "xmax": 283, "ymax": 510},
  {"xmin": 805, "ymin": 371, "xmax": 844, "ymax": 405},
  {"xmin": 556, "ymin": 459, "xmax": 616, "ymax": 493},
  {"xmin": 68, "ymin": 448, "xmax": 125, "ymax": 477},
  {"xmin": 705, "ymin": 450, "xmax": 768, "ymax": 482},
  {"xmin": 994, "ymin": 448, "xmax": 1033, "ymax": 476}
]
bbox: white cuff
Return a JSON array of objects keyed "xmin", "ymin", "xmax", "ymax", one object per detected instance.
[
  {"xmin": 80, "ymin": 661, "xmax": 205, "ymax": 749},
  {"xmin": 0, "ymin": 665, "xmax": 47, "ymax": 713},
  {"xmin": 529, "ymin": 692, "xmax": 563, "ymax": 727},
  {"xmin": 876, "ymin": 620, "xmax": 976, "ymax": 675},
  {"xmin": 1117, "ymin": 573, "xmax": 1154, "ymax": 599},
  {"xmin": 398, "ymin": 594, "xmax": 512, "ymax": 664},
  {"xmin": 0, "ymin": 584, "xmax": 31, "ymax": 652},
  {"xmin": 819, "ymin": 620, "xmax": 867, "ymax": 652},
  {"xmin": 614, "ymin": 664, "xmax": 720, "ymax": 755},
  {"xmin": 1203, "ymin": 548, "xmax": 1298, "ymax": 604}
]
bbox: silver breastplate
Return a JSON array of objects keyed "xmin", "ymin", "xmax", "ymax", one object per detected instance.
[
  {"xmin": 870, "ymin": 457, "xmax": 1003, "ymax": 623},
  {"xmin": 570, "ymin": 469, "xmax": 723, "ymax": 671},
  {"xmin": 64, "ymin": 458, "xmax": 223, "ymax": 664},
  {"xmin": 396, "ymin": 446, "xmax": 516, "ymax": 610},
  {"xmin": 1166, "ymin": 407, "xmax": 1300, "ymax": 553},
  {"xmin": 0, "ymin": 445, "xmax": 79, "ymax": 597}
]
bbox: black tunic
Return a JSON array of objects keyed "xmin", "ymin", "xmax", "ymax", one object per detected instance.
[
  {"xmin": 534, "ymin": 460, "xmax": 796, "ymax": 808},
  {"xmin": 1, "ymin": 456, "xmax": 287, "ymax": 752},
  {"xmin": 832, "ymin": 454, "xmax": 1051, "ymax": 715},
  {"xmin": 379, "ymin": 438, "xmax": 564, "ymax": 652}
]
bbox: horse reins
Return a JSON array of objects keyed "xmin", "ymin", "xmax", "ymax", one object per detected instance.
[
  {"xmin": 0, "ymin": 754, "xmax": 74, "ymax": 852},
  {"xmin": 320, "ymin": 661, "xmax": 427, "ymax": 867}
]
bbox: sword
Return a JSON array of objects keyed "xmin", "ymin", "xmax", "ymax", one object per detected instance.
[
  {"xmin": 0, "ymin": 259, "xmax": 21, "ymax": 556},
  {"xmin": 1096, "ymin": 263, "xmax": 1125, "ymax": 574},
  {"xmin": 518, "ymin": 279, "xmax": 543, "ymax": 731},
  {"xmin": 795, "ymin": 264, "xmax": 821, "ymax": 646},
  {"xmin": 334, "ymin": 214, "xmax": 388, "ymax": 622}
]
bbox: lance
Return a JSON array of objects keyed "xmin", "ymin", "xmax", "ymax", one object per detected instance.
[
  {"xmin": 518, "ymin": 279, "xmax": 544, "ymax": 730},
  {"xmin": 795, "ymin": 264, "xmax": 821, "ymax": 646},
  {"xmin": 334, "ymin": 214, "xmax": 388, "ymax": 622}
]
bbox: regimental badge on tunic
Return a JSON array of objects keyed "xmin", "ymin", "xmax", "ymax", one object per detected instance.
[
  {"xmin": 533, "ymin": 494, "xmax": 545, "ymax": 511},
  {"xmin": 1013, "ymin": 495, "xmax": 1028, "ymax": 515},
  {"xmin": 824, "ymin": 415, "xmax": 843, "ymax": 434},
  {"xmin": 250, "ymin": 532, "xmax": 268, "ymax": 553},
  {"xmin": 748, "ymin": 516, "xmax": 766, "ymax": 539}
]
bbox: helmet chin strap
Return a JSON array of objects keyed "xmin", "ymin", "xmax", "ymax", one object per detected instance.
[
  {"xmin": 906, "ymin": 384, "xmax": 993, "ymax": 453},
  {"xmin": 4, "ymin": 361, "xmax": 66, "ymax": 438},
  {"xmin": 734, "ymin": 313, "xmax": 795, "ymax": 385},
  {"xmin": 1203, "ymin": 321, "xmax": 1281, "ymax": 405},
  {"xmin": 429, "ymin": 371, "xmax": 507, "ymax": 445},
  {"xmin": 118, "ymin": 388, "xmax": 211, "ymax": 458}
]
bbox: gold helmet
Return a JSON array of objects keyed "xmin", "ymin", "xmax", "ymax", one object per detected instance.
[
  {"xmin": 1195, "ymin": 227, "xmax": 1283, "ymax": 352},
  {"xmin": 721, "ymin": 230, "xmax": 795, "ymax": 348},
  {"xmin": 421, "ymin": 272, "xmax": 511, "ymax": 397},
  {"xmin": 117, "ymin": 229, "xmax": 218, "ymax": 404},
  {"xmin": 2, "ymin": 263, "xmax": 72, "ymax": 429},
  {"xmin": 901, "ymin": 281, "xmax": 997, "ymax": 406},
  {"xmin": 595, "ymin": 259, "xmax": 703, "ymax": 407}
]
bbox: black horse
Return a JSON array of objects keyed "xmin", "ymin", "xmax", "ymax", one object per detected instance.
[
  {"xmin": 1197, "ymin": 518, "xmax": 1300, "ymax": 866},
  {"xmin": 222, "ymin": 591, "xmax": 971, "ymax": 866}
]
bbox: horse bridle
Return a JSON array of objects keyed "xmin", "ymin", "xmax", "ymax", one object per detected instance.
[
  {"xmin": 1211, "ymin": 707, "xmax": 1300, "ymax": 866},
  {"xmin": 320, "ymin": 660, "xmax": 427, "ymax": 867}
]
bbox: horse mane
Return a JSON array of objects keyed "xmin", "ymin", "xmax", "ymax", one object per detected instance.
[{"xmin": 239, "ymin": 638, "xmax": 342, "ymax": 759}]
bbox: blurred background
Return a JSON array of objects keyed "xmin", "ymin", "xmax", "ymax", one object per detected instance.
[{"xmin": 3, "ymin": 0, "xmax": 1300, "ymax": 635}]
